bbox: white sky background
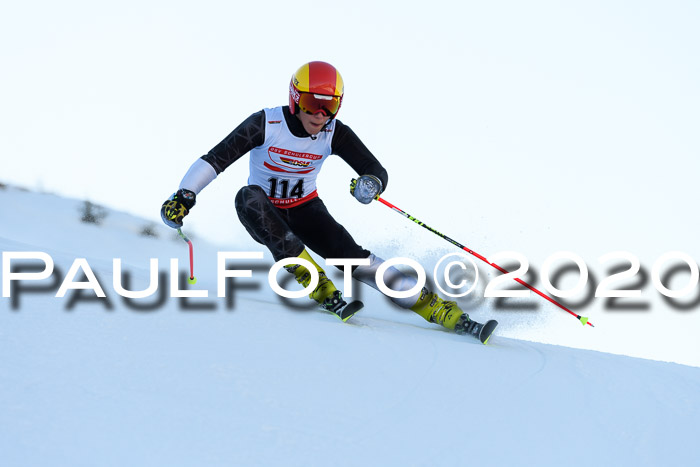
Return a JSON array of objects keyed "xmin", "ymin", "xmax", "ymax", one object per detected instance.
[{"xmin": 1, "ymin": 1, "xmax": 699, "ymax": 363}]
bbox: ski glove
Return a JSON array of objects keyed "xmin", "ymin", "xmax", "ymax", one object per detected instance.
[
  {"xmin": 161, "ymin": 189, "xmax": 196, "ymax": 228},
  {"xmin": 350, "ymin": 175, "xmax": 383, "ymax": 205}
]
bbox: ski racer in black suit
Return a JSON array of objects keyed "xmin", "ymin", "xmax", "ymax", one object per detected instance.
[{"xmin": 162, "ymin": 60, "xmax": 492, "ymax": 339}]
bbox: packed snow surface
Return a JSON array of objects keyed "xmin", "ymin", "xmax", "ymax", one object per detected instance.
[{"xmin": 1, "ymin": 187, "xmax": 699, "ymax": 467}]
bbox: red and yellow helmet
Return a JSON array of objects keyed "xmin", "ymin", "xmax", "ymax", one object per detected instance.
[{"xmin": 289, "ymin": 61, "xmax": 344, "ymax": 119}]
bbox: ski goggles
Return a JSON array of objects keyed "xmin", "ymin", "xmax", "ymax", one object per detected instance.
[{"xmin": 297, "ymin": 92, "xmax": 342, "ymax": 117}]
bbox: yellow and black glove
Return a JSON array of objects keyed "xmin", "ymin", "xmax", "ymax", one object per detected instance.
[{"xmin": 161, "ymin": 189, "xmax": 196, "ymax": 228}]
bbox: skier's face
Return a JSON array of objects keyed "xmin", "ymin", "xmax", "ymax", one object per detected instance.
[{"xmin": 296, "ymin": 111, "xmax": 330, "ymax": 135}]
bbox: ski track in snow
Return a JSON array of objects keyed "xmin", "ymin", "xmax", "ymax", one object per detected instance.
[{"xmin": 2, "ymin": 187, "xmax": 700, "ymax": 466}]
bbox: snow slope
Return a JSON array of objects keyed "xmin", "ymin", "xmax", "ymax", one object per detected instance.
[{"xmin": 1, "ymin": 186, "xmax": 699, "ymax": 467}]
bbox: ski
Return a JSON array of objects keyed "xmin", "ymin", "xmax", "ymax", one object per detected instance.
[
  {"xmin": 478, "ymin": 319, "xmax": 498, "ymax": 345},
  {"xmin": 333, "ymin": 300, "xmax": 364, "ymax": 322},
  {"xmin": 319, "ymin": 290, "xmax": 363, "ymax": 322},
  {"xmin": 455, "ymin": 315, "xmax": 498, "ymax": 344}
]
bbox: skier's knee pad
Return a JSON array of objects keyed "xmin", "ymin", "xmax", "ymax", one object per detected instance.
[
  {"xmin": 235, "ymin": 185, "xmax": 268, "ymax": 216},
  {"xmin": 234, "ymin": 185, "xmax": 304, "ymax": 260},
  {"xmin": 352, "ymin": 254, "xmax": 422, "ymax": 308}
]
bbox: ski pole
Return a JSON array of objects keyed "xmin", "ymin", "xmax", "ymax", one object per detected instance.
[
  {"xmin": 177, "ymin": 228, "xmax": 197, "ymax": 284},
  {"xmin": 361, "ymin": 183, "xmax": 593, "ymax": 327}
]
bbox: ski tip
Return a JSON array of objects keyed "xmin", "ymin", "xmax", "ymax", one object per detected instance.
[
  {"xmin": 340, "ymin": 301, "xmax": 364, "ymax": 322},
  {"xmin": 480, "ymin": 319, "xmax": 498, "ymax": 345}
]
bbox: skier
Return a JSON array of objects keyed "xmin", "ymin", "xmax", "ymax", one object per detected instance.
[{"xmin": 161, "ymin": 61, "xmax": 495, "ymax": 342}]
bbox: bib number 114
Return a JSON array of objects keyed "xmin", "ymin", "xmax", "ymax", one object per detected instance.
[{"xmin": 268, "ymin": 177, "xmax": 304, "ymax": 199}]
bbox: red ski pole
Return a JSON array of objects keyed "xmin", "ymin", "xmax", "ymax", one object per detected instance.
[
  {"xmin": 177, "ymin": 228, "xmax": 197, "ymax": 285},
  {"xmin": 368, "ymin": 187, "xmax": 593, "ymax": 327}
]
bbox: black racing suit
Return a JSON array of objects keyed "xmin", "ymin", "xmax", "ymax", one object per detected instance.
[{"xmin": 201, "ymin": 106, "xmax": 388, "ymax": 262}]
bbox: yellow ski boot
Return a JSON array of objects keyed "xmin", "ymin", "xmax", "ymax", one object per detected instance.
[
  {"xmin": 410, "ymin": 287, "xmax": 464, "ymax": 330},
  {"xmin": 285, "ymin": 249, "xmax": 363, "ymax": 321},
  {"xmin": 410, "ymin": 287, "xmax": 498, "ymax": 343}
]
